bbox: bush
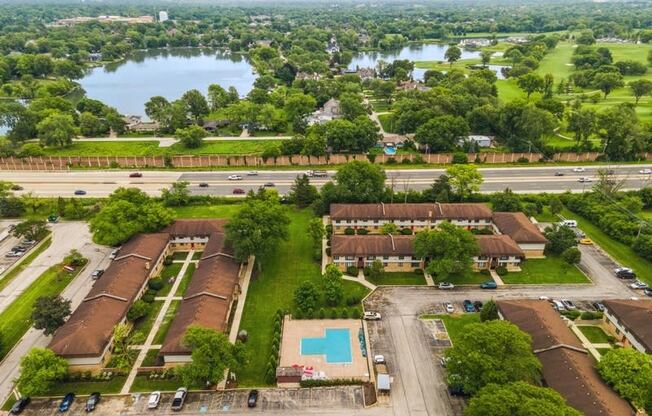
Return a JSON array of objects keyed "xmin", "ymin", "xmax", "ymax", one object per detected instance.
[
  {"xmin": 148, "ymin": 279, "xmax": 164, "ymax": 291},
  {"xmin": 413, "ymin": 155, "xmax": 425, "ymax": 164},
  {"xmin": 413, "ymin": 269, "xmax": 423, "ymax": 274},
  {"xmin": 399, "ymin": 228, "xmax": 413, "ymax": 235},
  {"xmin": 356, "ymin": 228, "xmax": 369, "ymax": 235},
  {"xmin": 362, "ymin": 267, "xmax": 371, "ymax": 277},
  {"xmin": 346, "ymin": 294, "xmax": 362, "ymax": 306},
  {"xmin": 325, "ymin": 247, "xmax": 331, "ymax": 256},
  {"xmin": 561, "ymin": 310, "xmax": 581, "ymax": 320},
  {"xmin": 127, "ymin": 300, "xmax": 150, "ymax": 321},
  {"xmin": 346, "ymin": 266, "xmax": 359, "ymax": 276},
  {"xmin": 340, "ymin": 308, "xmax": 349, "ymax": 319},
  {"xmin": 401, "ymin": 158, "xmax": 412, "ymax": 165},
  {"xmin": 495, "ymin": 266, "xmax": 508, "ymax": 276},
  {"xmin": 325, "ymin": 224, "xmax": 333, "ymax": 234},
  {"xmin": 580, "ymin": 311, "xmax": 604, "ymax": 320},
  {"xmin": 344, "ymin": 227, "xmax": 355, "ymax": 235},
  {"xmin": 516, "ymin": 157, "xmax": 529, "ymax": 163},
  {"xmin": 351, "ymin": 308, "xmax": 362, "ymax": 319},
  {"xmin": 385, "ymin": 157, "xmax": 397, "ymax": 165},
  {"xmin": 329, "ymin": 308, "xmax": 338, "ymax": 319},
  {"xmin": 561, "ymin": 247, "xmax": 581, "ymax": 265},
  {"xmin": 451, "ymin": 152, "xmax": 468, "ymax": 164},
  {"xmin": 318, "ymin": 308, "xmax": 326, "ymax": 319},
  {"xmin": 164, "ymin": 256, "xmax": 174, "ymax": 266},
  {"xmin": 480, "ymin": 269, "xmax": 491, "ymax": 276},
  {"xmin": 141, "ymin": 293, "xmax": 155, "ymax": 303},
  {"xmin": 294, "ymin": 309, "xmax": 303, "ymax": 319}
]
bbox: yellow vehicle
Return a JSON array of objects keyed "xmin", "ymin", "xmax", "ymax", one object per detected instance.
[{"xmin": 579, "ymin": 238, "xmax": 593, "ymax": 245}]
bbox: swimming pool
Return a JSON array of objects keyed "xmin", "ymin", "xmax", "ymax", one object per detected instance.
[{"xmin": 301, "ymin": 328, "xmax": 352, "ymax": 364}]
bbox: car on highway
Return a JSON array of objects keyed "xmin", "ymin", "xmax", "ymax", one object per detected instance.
[
  {"xmin": 572, "ymin": 167, "xmax": 586, "ymax": 172},
  {"xmin": 578, "ymin": 177, "xmax": 592, "ymax": 183},
  {"xmin": 198, "ymin": 182, "xmax": 209, "ymax": 188},
  {"xmin": 10, "ymin": 397, "xmax": 30, "ymax": 414},
  {"xmin": 579, "ymin": 238, "xmax": 593, "ymax": 245},
  {"xmin": 640, "ymin": 169, "xmax": 652, "ymax": 174},
  {"xmin": 438, "ymin": 282, "xmax": 454, "ymax": 290},
  {"xmin": 561, "ymin": 299, "xmax": 576, "ymax": 310},
  {"xmin": 630, "ymin": 280, "xmax": 649, "ymax": 290},
  {"xmin": 147, "ymin": 391, "xmax": 161, "ymax": 409},
  {"xmin": 247, "ymin": 390, "xmax": 259, "ymax": 408},
  {"xmin": 91, "ymin": 269, "xmax": 104, "ymax": 279},
  {"xmin": 264, "ymin": 182, "xmax": 275, "ymax": 187},
  {"xmin": 463, "ymin": 300, "xmax": 475, "ymax": 313},
  {"xmin": 228, "ymin": 174, "xmax": 243, "ymax": 181},
  {"xmin": 247, "ymin": 171, "xmax": 258, "ymax": 176},
  {"xmin": 129, "ymin": 172, "xmax": 142, "ymax": 178},
  {"xmin": 443, "ymin": 302, "xmax": 455, "ymax": 313},
  {"xmin": 480, "ymin": 281, "xmax": 497, "ymax": 289},
  {"xmin": 85, "ymin": 392, "xmax": 100, "ymax": 412},
  {"xmin": 363, "ymin": 311, "xmax": 382, "ymax": 320},
  {"xmin": 554, "ymin": 172, "xmax": 565, "ymax": 176},
  {"xmin": 170, "ymin": 387, "xmax": 187, "ymax": 411},
  {"xmin": 74, "ymin": 190, "xmax": 87, "ymax": 195},
  {"xmin": 373, "ymin": 354, "xmax": 386, "ymax": 364},
  {"xmin": 473, "ymin": 301, "xmax": 483, "ymax": 311},
  {"xmin": 59, "ymin": 393, "xmax": 75, "ymax": 412},
  {"xmin": 232, "ymin": 188, "xmax": 245, "ymax": 195}
]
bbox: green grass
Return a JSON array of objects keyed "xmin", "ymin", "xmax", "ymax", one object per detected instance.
[
  {"xmin": 171, "ymin": 204, "xmax": 242, "ymax": 219},
  {"xmin": 168, "ymin": 140, "xmax": 283, "ymax": 155},
  {"xmin": 155, "ymin": 263, "xmax": 182, "ymax": 296},
  {"xmin": 441, "ymin": 270, "xmax": 489, "ymax": 285},
  {"xmin": 153, "ymin": 300, "xmax": 180, "ymax": 345},
  {"xmin": 596, "ymin": 347, "xmax": 613, "ymax": 356},
  {"xmin": 130, "ymin": 375, "xmax": 192, "ymax": 393},
  {"xmin": 501, "ymin": 256, "xmax": 589, "ymax": 284},
  {"xmin": 421, "ymin": 313, "xmax": 480, "ymax": 345},
  {"xmin": 0, "ymin": 235, "xmax": 52, "ymax": 292},
  {"xmin": 132, "ymin": 301, "xmax": 164, "ymax": 338},
  {"xmin": 142, "ymin": 349, "xmax": 161, "ymax": 367},
  {"xmin": 172, "ymin": 251, "xmax": 189, "ymax": 260},
  {"xmin": 175, "ymin": 263, "xmax": 196, "ymax": 296},
  {"xmin": 578, "ymin": 325, "xmax": 610, "ymax": 344},
  {"xmin": 0, "ymin": 258, "xmax": 87, "ymax": 359},
  {"xmin": 366, "ymin": 271, "xmax": 426, "ymax": 286},
  {"xmin": 377, "ymin": 113, "xmax": 396, "ymax": 133},
  {"xmin": 192, "ymin": 251, "xmax": 203, "ymax": 260},
  {"xmin": 43, "ymin": 376, "xmax": 127, "ymax": 396},
  {"xmin": 563, "ymin": 208, "xmax": 652, "ymax": 286},
  {"xmin": 533, "ymin": 207, "xmax": 559, "ymax": 223}
]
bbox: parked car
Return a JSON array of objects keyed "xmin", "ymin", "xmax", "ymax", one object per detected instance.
[
  {"xmin": 10, "ymin": 397, "xmax": 30, "ymax": 414},
  {"xmin": 593, "ymin": 302, "xmax": 605, "ymax": 312},
  {"xmin": 573, "ymin": 167, "xmax": 586, "ymax": 172},
  {"xmin": 444, "ymin": 302, "xmax": 454, "ymax": 313},
  {"xmin": 59, "ymin": 393, "xmax": 75, "ymax": 412},
  {"xmin": 630, "ymin": 280, "xmax": 649, "ymax": 290},
  {"xmin": 228, "ymin": 174, "xmax": 243, "ymax": 181},
  {"xmin": 640, "ymin": 168, "xmax": 652, "ymax": 174},
  {"xmin": 91, "ymin": 269, "xmax": 104, "ymax": 279},
  {"xmin": 85, "ymin": 392, "xmax": 100, "ymax": 412},
  {"xmin": 74, "ymin": 190, "xmax": 87, "ymax": 195},
  {"xmin": 473, "ymin": 301, "xmax": 483, "ymax": 311},
  {"xmin": 22, "ymin": 240, "xmax": 35, "ymax": 246},
  {"xmin": 463, "ymin": 300, "xmax": 475, "ymax": 313},
  {"xmin": 129, "ymin": 172, "xmax": 142, "ymax": 178},
  {"xmin": 615, "ymin": 267, "xmax": 633, "ymax": 274},
  {"xmin": 579, "ymin": 238, "xmax": 593, "ymax": 245},
  {"xmin": 170, "ymin": 388, "xmax": 187, "ymax": 411},
  {"xmin": 198, "ymin": 182, "xmax": 209, "ymax": 188},
  {"xmin": 578, "ymin": 177, "xmax": 592, "ymax": 183},
  {"xmin": 363, "ymin": 311, "xmax": 381, "ymax": 321},
  {"xmin": 438, "ymin": 282, "xmax": 454, "ymax": 290},
  {"xmin": 561, "ymin": 299, "xmax": 576, "ymax": 310},
  {"xmin": 247, "ymin": 171, "xmax": 258, "ymax": 176},
  {"xmin": 5, "ymin": 252, "xmax": 23, "ymax": 258},
  {"xmin": 373, "ymin": 354, "xmax": 386, "ymax": 364},
  {"xmin": 263, "ymin": 182, "xmax": 275, "ymax": 187},
  {"xmin": 247, "ymin": 390, "xmax": 259, "ymax": 408},
  {"xmin": 616, "ymin": 270, "xmax": 636, "ymax": 279},
  {"xmin": 645, "ymin": 288, "xmax": 652, "ymax": 297},
  {"xmin": 439, "ymin": 356, "xmax": 448, "ymax": 367},
  {"xmin": 574, "ymin": 230, "xmax": 586, "ymax": 238},
  {"xmin": 552, "ymin": 300, "xmax": 566, "ymax": 311},
  {"xmin": 480, "ymin": 281, "xmax": 497, "ymax": 289},
  {"xmin": 554, "ymin": 171, "xmax": 564, "ymax": 176},
  {"xmin": 538, "ymin": 295, "xmax": 550, "ymax": 300},
  {"xmin": 147, "ymin": 391, "xmax": 161, "ymax": 409},
  {"xmin": 109, "ymin": 248, "xmax": 120, "ymax": 259},
  {"xmin": 560, "ymin": 220, "xmax": 577, "ymax": 228}
]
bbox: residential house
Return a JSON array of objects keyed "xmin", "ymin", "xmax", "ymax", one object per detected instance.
[
  {"xmin": 492, "ymin": 212, "xmax": 548, "ymax": 258},
  {"xmin": 202, "ymin": 120, "xmax": 230, "ymax": 133},
  {"xmin": 397, "ymin": 80, "xmax": 429, "ymax": 92},
  {"xmin": 122, "ymin": 115, "xmax": 159, "ymax": 133},
  {"xmin": 602, "ymin": 299, "xmax": 652, "ymax": 353},
  {"xmin": 459, "ymin": 135, "xmax": 492, "ymax": 149},
  {"xmin": 357, "ymin": 67, "xmax": 376, "ymax": 81},
  {"xmin": 459, "ymin": 38, "xmax": 491, "ymax": 48},
  {"xmin": 497, "ymin": 300, "xmax": 634, "ymax": 416},
  {"xmin": 295, "ymin": 72, "xmax": 322, "ymax": 81},
  {"xmin": 305, "ymin": 98, "xmax": 341, "ymax": 125}
]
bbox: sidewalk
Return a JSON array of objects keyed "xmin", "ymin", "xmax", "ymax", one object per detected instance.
[{"xmin": 343, "ymin": 272, "xmax": 377, "ymax": 290}]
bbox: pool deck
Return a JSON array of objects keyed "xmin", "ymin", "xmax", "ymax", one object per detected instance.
[{"xmin": 280, "ymin": 317, "xmax": 372, "ymax": 381}]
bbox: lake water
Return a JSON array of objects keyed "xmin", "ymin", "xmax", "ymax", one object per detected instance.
[{"xmin": 78, "ymin": 48, "xmax": 257, "ymax": 117}]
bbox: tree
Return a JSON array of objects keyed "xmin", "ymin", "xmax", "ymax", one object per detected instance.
[
  {"xmin": 445, "ymin": 45, "xmax": 462, "ymax": 66},
  {"xmin": 549, "ymin": 196, "xmax": 563, "ymax": 216},
  {"xmin": 415, "ymin": 115, "xmax": 469, "ymax": 152},
  {"xmin": 576, "ymin": 30, "xmax": 596, "ymax": 45},
  {"xmin": 445, "ymin": 320, "xmax": 541, "ymax": 395},
  {"xmin": 323, "ymin": 264, "xmax": 344, "ymax": 306},
  {"xmin": 294, "ymin": 281, "xmax": 319, "ymax": 314},
  {"xmin": 543, "ymin": 224, "xmax": 577, "ymax": 255},
  {"xmin": 465, "ymin": 382, "xmax": 582, "ymax": 416},
  {"xmin": 32, "ymin": 295, "xmax": 71, "ymax": 336},
  {"xmin": 593, "ymin": 72, "xmax": 624, "ymax": 99},
  {"xmin": 561, "ymin": 247, "xmax": 581, "ymax": 265},
  {"xmin": 308, "ymin": 218, "xmax": 325, "ymax": 250},
  {"xmin": 161, "ymin": 181, "xmax": 190, "ymax": 207},
  {"xmin": 598, "ymin": 103, "xmax": 641, "ymax": 161},
  {"xmin": 332, "ymin": 161, "xmax": 386, "ymax": 203},
  {"xmin": 629, "ymin": 79, "xmax": 652, "ymax": 104},
  {"xmin": 593, "ymin": 168, "xmax": 626, "ymax": 196},
  {"xmin": 339, "ymin": 93, "xmax": 367, "ymax": 121},
  {"xmin": 179, "ymin": 327, "xmax": 245, "ymax": 386},
  {"xmin": 380, "ymin": 222, "xmax": 399, "ymax": 235},
  {"xmin": 15, "ymin": 348, "xmax": 68, "ymax": 397},
  {"xmin": 446, "ymin": 165, "xmax": 483, "ymax": 201},
  {"xmin": 288, "ymin": 174, "xmax": 318, "ymax": 208},
  {"xmin": 182, "ymin": 89, "xmax": 209, "ymax": 122},
  {"xmin": 110, "ymin": 323, "xmax": 138, "ymax": 371},
  {"xmin": 480, "ymin": 299, "xmax": 498, "ymax": 321},
  {"xmin": 175, "ymin": 125, "xmax": 207, "ymax": 149},
  {"xmin": 517, "ymin": 73, "xmax": 544, "ymax": 99},
  {"xmin": 480, "ymin": 50, "xmax": 492, "ymax": 67},
  {"xmin": 567, "ymin": 107, "xmax": 597, "ymax": 148},
  {"xmin": 37, "ymin": 113, "xmax": 76, "ymax": 147},
  {"xmin": 368, "ymin": 260, "xmax": 384, "ymax": 280},
  {"xmin": 225, "ymin": 194, "xmax": 290, "ymax": 267},
  {"xmin": 597, "ymin": 348, "xmax": 652, "ymax": 408},
  {"xmin": 79, "ymin": 112, "xmax": 106, "ymax": 137},
  {"xmin": 323, "ymin": 117, "xmax": 379, "ymax": 152},
  {"xmin": 413, "ymin": 222, "xmax": 479, "ymax": 280},
  {"xmin": 145, "ymin": 96, "xmax": 170, "ymax": 124},
  {"xmin": 491, "ymin": 188, "xmax": 522, "ymax": 212},
  {"xmin": 284, "ymin": 93, "xmax": 316, "ymax": 123},
  {"xmin": 127, "ymin": 300, "xmax": 151, "ymax": 321},
  {"xmin": 11, "ymin": 218, "xmax": 48, "ymax": 241},
  {"xmin": 542, "ymin": 73, "xmax": 555, "ymax": 99}
]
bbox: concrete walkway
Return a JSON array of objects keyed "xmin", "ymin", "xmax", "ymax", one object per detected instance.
[
  {"xmin": 120, "ymin": 250, "xmax": 195, "ymax": 394},
  {"xmin": 489, "ymin": 269, "xmax": 505, "ymax": 286},
  {"xmin": 343, "ymin": 274, "xmax": 377, "ymax": 290},
  {"xmin": 424, "ymin": 272, "xmax": 435, "ymax": 286},
  {"xmin": 570, "ymin": 324, "xmax": 603, "ymax": 361},
  {"xmin": 227, "ymin": 255, "xmax": 255, "ymax": 343}
]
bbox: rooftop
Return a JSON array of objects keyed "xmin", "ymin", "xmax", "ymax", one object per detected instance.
[
  {"xmin": 603, "ymin": 299, "xmax": 652, "ymax": 353},
  {"xmin": 493, "ymin": 212, "xmax": 548, "ymax": 244},
  {"xmin": 330, "ymin": 203, "xmax": 492, "ymax": 221}
]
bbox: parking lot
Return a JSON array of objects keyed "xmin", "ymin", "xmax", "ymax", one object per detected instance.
[
  {"xmin": 22, "ymin": 386, "xmax": 366, "ymax": 415},
  {"xmin": 0, "ymin": 220, "xmax": 29, "ymax": 274}
]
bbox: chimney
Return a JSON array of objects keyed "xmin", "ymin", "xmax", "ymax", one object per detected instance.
[{"xmin": 145, "ymin": 261, "xmax": 150, "ymax": 270}]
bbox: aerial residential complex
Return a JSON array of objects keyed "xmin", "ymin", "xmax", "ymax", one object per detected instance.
[{"xmin": 602, "ymin": 299, "xmax": 652, "ymax": 354}]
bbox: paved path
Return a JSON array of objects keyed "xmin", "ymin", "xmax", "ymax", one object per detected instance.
[
  {"xmin": 0, "ymin": 222, "xmax": 111, "ymax": 405},
  {"xmin": 121, "ymin": 250, "xmax": 195, "ymax": 394},
  {"xmin": 343, "ymin": 274, "xmax": 377, "ymax": 290},
  {"xmin": 227, "ymin": 255, "xmax": 254, "ymax": 343},
  {"xmin": 571, "ymin": 324, "xmax": 602, "ymax": 360}
]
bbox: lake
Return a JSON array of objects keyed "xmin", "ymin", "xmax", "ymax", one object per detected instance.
[{"xmin": 78, "ymin": 48, "xmax": 257, "ymax": 117}]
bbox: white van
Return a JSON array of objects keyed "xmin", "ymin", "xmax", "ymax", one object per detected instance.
[{"xmin": 559, "ymin": 220, "xmax": 577, "ymax": 228}]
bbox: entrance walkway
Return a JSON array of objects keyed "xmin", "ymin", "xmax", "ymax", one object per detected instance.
[
  {"xmin": 120, "ymin": 250, "xmax": 195, "ymax": 394},
  {"xmin": 343, "ymin": 273, "xmax": 377, "ymax": 290}
]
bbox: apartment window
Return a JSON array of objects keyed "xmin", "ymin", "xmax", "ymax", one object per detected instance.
[
  {"xmin": 398, "ymin": 256, "xmax": 404, "ymax": 260},
  {"xmin": 500, "ymin": 256, "xmax": 508, "ymax": 260},
  {"xmin": 374, "ymin": 220, "xmax": 378, "ymax": 223},
  {"xmin": 411, "ymin": 261, "xmax": 421, "ymax": 267},
  {"xmin": 345, "ymin": 256, "xmax": 354, "ymax": 260},
  {"xmin": 367, "ymin": 256, "xmax": 374, "ymax": 260},
  {"xmin": 333, "ymin": 256, "xmax": 339, "ymax": 260}
]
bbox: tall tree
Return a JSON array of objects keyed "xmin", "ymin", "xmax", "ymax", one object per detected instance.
[
  {"xmin": 597, "ymin": 348, "xmax": 652, "ymax": 409},
  {"xmin": 32, "ymin": 295, "xmax": 71, "ymax": 336},
  {"xmin": 161, "ymin": 181, "xmax": 190, "ymax": 207},
  {"xmin": 332, "ymin": 161, "xmax": 386, "ymax": 203},
  {"xmin": 597, "ymin": 103, "xmax": 641, "ymax": 161},
  {"xmin": 288, "ymin": 174, "xmax": 318, "ymax": 208},
  {"xmin": 517, "ymin": 73, "xmax": 544, "ymax": 99},
  {"xmin": 491, "ymin": 188, "xmax": 522, "ymax": 212},
  {"xmin": 567, "ymin": 107, "xmax": 597, "ymax": 148},
  {"xmin": 182, "ymin": 89, "xmax": 209, "ymax": 122},
  {"xmin": 37, "ymin": 113, "xmax": 76, "ymax": 147},
  {"xmin": 446, "ymin": 165, "xmax": 483, "ymax": 201},
  {"xmin": 415, "ymin": 115, "xmax": 469, "ymax": 152},
  {"xmin": 593, "ymin": 72, "xmax": 624, "ymax": 99},
  {"xmin": 445, "ymin": 45, "xmax": 462, "ymax": 66},
  {"xmin": 175, "ymin": 125, "xmax": 207, "ymax": 149},
  {"xmin": 480, "ymin": 50, "xmax": 492, "ymax": 67},
  {"xmin": 629, "ymin": 79, "xmax": 652, "ymax": 105},
  {"xmin": 11, "ymin": 218, "xmax": 48, "ymax": 241},
  {"xmin": 480, "ymin": 299, "xmax": 498, "ymax": 321},
  {"xmin": 543, "ymin": 224, "xmax": 577, "ymax": 255},
  {"xmin": 413, "ymin": 222, "xmax": 479, "ymax": 280},
  {"xmin": 15, "ymin": 348, "xmax": 68, "ymax": 397}
]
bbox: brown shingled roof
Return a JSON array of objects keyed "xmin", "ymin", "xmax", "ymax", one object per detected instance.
[
  {"xmin": 493, "ymin": 212, "xmax": 548, "ymax": 244},
  {"xmin": 497, "ymin": 300, "xmax": 634, "ymax": 416},
  {"xmin": 331, "ymin": 235, "xmax": 414, "ymax": 257},
  {"xmin": 162, "ymin": 219, "xmax": 226, "ymax": 237},
  {"xmin": 475, "ymin": 235, "xmax": 524, "ymax": 257},
  {"xmin": 330, "ymin": 203, "xmax": 492, "ymax": 221},
  {"xmin": 602, "ymin": 299, "xmax": 652, "ymax": 353}
]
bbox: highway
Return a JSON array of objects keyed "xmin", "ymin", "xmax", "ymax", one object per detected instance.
[{"xmin": 1, "ymin": 164, "xmax": 651, "ymax": 197}]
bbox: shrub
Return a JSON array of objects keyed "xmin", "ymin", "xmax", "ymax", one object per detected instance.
[
  {"xmin": 313, "ymin": 248, "xmax": 322, "ymax": 261},
  {"xmin": 561, "ymin": 247, "xmax": 581, "ymax": 265},
  {"xmin": 318, "ymin": 308, "xmax": 326, "ymax": 319},
  {"xmin": 385, "ymin": 157, "xmax": 397, "ymax": 165},
  {"xmin": 340, "ymin": 308, "xmax": 349, "ymax": 319},
  {"xmin": 561, "ymin": 310, "xmax": 581, "ymax": 320},
  {"xmin": 325, "ymin": 247, "xmax": 331, "ymax": 256},
  {"xmin": 344, "ymin": 227, "xmax": 355, "ymax": 235},
  {"xmin": 127, "ymin": 300, "xmax": 150, "ymax": 321},
  {"xmin": 304, "ymin": 308, "xmax": 314, "ymax": 319},
  {"xmin": 413, "ymin": 269, "xmax": 423, "ymax": 274},
  {"xmin": 401, "ymin": 158, "xmax": 412, "ymax": 165},
  {"xmin": 451, "ymin": 153, "xmax": 468, "ymax": 164},
  {"xmin": 164, "ymin": 256, "xmax": 174, "ymax": 266},
  {"xmin": 141, "ymin": 293, "xmax": 155, "ymax": 303},
  {"xmin": 325, "ymin": 224, "xmax": 333, "ymax": 234},
  {"xmin": 516, "ymin": 157, "xmax": 529, "ymax": 163},
  {"xmin": 362, "ymin": 267, "xmax": 371, "ymax": 277},
  {"xmin": 351, "ymin": 308, "xmax": 362, "ymax": 319},
  {"xmin": 356, "ymin": 228, "xmax": 369, "ymax": 235},
  {"xmin": 329, "ymin": 308, "xmax": 338, "ymax": 319},
  {"xmin": 294, "ymin": 309, "xmax": 303, "ymax": 319},
  {"xmin": 148, "ymin": 279, "xmax": 164, "ymax": 291},
  {"xmin": 346, "ymin": 294, "xmax": 362, "ymax": 306},
  {"xmin": 346, "ymin": 266, "xmax": 359, "ymax": 276},
  {"xmin": 413, "ymin": 155, "xmax": 425, "ymax": 164},
  {"xmin": 580, "ymin": 311, "xmax": 604, "ymax": 320},
  {"xmin": 495, "ymin": 266, "xmax": 508, "ymax": 276},
  {"xmin": 399, "ymin": 228, "xmax": 413, "ymax": 235}
]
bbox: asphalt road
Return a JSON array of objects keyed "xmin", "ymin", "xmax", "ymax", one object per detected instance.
[{"xmin": 2, "ymin": 164, "xmax": 652, "ymax": 197}]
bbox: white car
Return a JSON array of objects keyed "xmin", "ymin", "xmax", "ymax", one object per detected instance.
[
  {"xmin": 438, "ymin": 282, "xmax": 454, "ymax": 290},
  {"xmin": 363, "ymin": 311, "xmax": 382, "ymax": 321},
  {"xmin": 444, "ymin": 302, "xmax": 455, "ymax": 313},
  {"xmin": 578, "ymin": 177, "xmax": 592, "ymax": 183},
  {"xmin": 573, "ymin": 167, "xmax": 586, "ymax": 172},
  {"xmin": 615, "ymin": 267, "xmax": 633, "ymax": 274},
  {"xmin": 640, "ymin": 169, "xmax": 652, "ymax": 174},
  {"xmin": 147, "ymin": 391, "xmax": 161, "ymax": 409},
  {"xmin": 228, "ymin": 174, "xmax": 243, "ymax": 181},
  {"xmin": 630, "ymin": 280, "xmax": 649, "ymax": 290},
  {"xmin": 247, "ymin": 171, "xmax": 259, "ymax": 176},
  {"xmin": 538, "ymin": 295, "xmax": 550, "ymax": 300},
  {"xmin": 373, "ymin": 354, "xmax": 385, "ymax": 364}
]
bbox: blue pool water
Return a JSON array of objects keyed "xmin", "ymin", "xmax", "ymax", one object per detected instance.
[
  {"xmin": 384, "ymin": 146, "xmax": 397, "ymax": 155},
  {"xmin": 301, "ymin": 328, "xmax": 352, "ymax": 364}
]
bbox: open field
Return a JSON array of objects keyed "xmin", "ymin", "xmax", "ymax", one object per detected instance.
[
  {"xmin": 366, "ymin": 271, "xmax": 426, "ymax": 286},
  {"xmin": 501, "ymin": 257, "xmax": 589, "ymax": 284},
  {"xmin": 172, "ymin": 204, "xmax": 242, "ymax": 219},
  {"xmin": 421, "ymin": 313, "xmax": 480, "ymax": 345}
]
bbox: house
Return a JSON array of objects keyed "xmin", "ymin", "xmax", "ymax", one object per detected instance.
[
  {"xmin": 202, "ymin": 120, "xmax": 230, "ymax": 133},
  {"xmin": 88, "ymin": 53, "xmax": 102, "ymax": 62},
  {"xmin": 357, "ymin": 67, "xmax": 376, "ymax": 81},
  {"xmin": 459, "ymin": 135, "xmax": 492, "ymax": 149},
  {"xmin": 305, "ymin": 98, "xmax": 341, "ymax": 125},
  {"xmin": 256, "ymin": 39, "xmax": 273, "ymax": 48},
  {"xmin": 326, "ymin": 36, "xmax": 340, "ymax": 54},
  {"xmin": 497, "ymin": 300, "xmax": 634, "ymax": 416},
  {"xmin": 330, "ymin": 203, "xmax": 493, "ymax": 234},
  {"xmin": 459, "ymin": 38, "xmax": 491, "ymax": 49},
  {"xmin": 295, "ymin": 72, "xmax": 322, "ymax": 82},
  {"xmin": 602, "ymin": 299, "xmax": 652, "ymax": 353},
  {"xmin": 122, "ymin": 115, "xmax": 160, "ymax": 133},
  {"xmin": 397, "ymin": 80, "xmax": 429, "ymax": 92},
  {"xmin": 505, "ymin": 36, "xmax": 528, "ymax": 44},
  {"xmin": 492, "ymin": 212, "xmax": 548, "ymax": 258}
]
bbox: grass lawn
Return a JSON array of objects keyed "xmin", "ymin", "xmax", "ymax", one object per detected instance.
[
  {"xmin": 421, "ymin": 313, "xmax": 480, "ymax": 345},
  {"xmin": 172, "ymin": 251, "xmax": 189, "ymax": 260},
  {"xmin": 377, "ymin": 113, "xmax": 396, "ymax": 133},
  {"xmin": 533, "ymin": 207, "xmax": 559, "ymax": 223},
  {"xmin": 441, "ymin": 270, "xmax": 489, "ymax": 285},
  {"xmin": 563, "ymin": 208, "xmax": 652, "ymax": 286},
  {"xmin": 132, "ymin": 301, "xmax": 164, "ymax": 338},
  {"xmin": 129, "ymin": 375, "xmax": 196, "ymax": 393},
  {"xmin": 175, "ymin": 263, "xmax": 196, "ymax": 296},
  {"xmin": 142, "ymin": 349, "xmax": 161, "ymax": 367},
  {"xmin": 370, "ymin": 100, "xmax": 391, "ymax": 112},
  {"xmin": 43, "ymin": 376, "xmax": 127, "ymax": 396},
  {"xmin": 153, "ymin": 300, "xmax": 180, "ymax": 345},
  {"xmin": 366, "ymin": 271, "xmax": 426, "ymax": 286},
  {"xmin": 172, "ymin": 204, "xmax": 242, "ymax": 219},
  {"xmin": 578, "ymin": 325, "xmax": 610, "ymax": 344},
  {"xmin": 0, "ymin": 258, "xmax": 86, "ymax": 359},
  {"xmin": 167, "ymin": 140, "xmax": 282, "ymax": 155},
  {"xmin": 155, "ymin": 263, "xmax": 182, "ymax": 296},
  {"xmin": 501, "ymin": 256, "xmax": 589, "ymax": 284},
  {"xmin": 0, "ymin": 235, "xmax": 51, "ymax": 292},
  {"xmin": 192, "ymin": 251, "xmax": 203, "ymax": 260}
]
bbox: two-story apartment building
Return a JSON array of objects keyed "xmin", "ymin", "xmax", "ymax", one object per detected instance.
[
  {"xmin": 602, "ymin": 299, "xmax": 652, "ymax": 353},
  {"xmin": 492, "ymin": 212, "xmax": 548, "ymax": 258}
]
